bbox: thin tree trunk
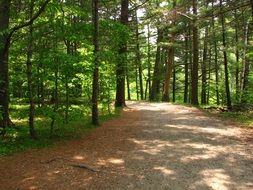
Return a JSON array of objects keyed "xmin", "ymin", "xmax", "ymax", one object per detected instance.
[
  {"xmin": 251, "ymin": 0, "xmax": 253, "ymax": 20},
  {"xmin": 115, "ymin": 0, "xmax": 128, "ymax": 107},
  {"xmin": 91, "ymin": 0, "xmax": 99, "ymax": 125},
  {"xmin": 126, "ymin": 65, "xmax": 131, "ymax": 100},
  {"xmin": 207, "ymin": 49, "xmax": 212, "ymax": 104},
  {"xmin": 172, "ymin": 65, "xmax": 176, "ymax": 102},
  {"xmin": 241, "ymin": 20, "xmax": 250, "ymax": 103},
  {"xmin": 220, "ymin": 0, "xmax": 232, "ymax": 110},
  {"xmin": 134, "ymin": 9, "xmax": 143, "ymax": 100},
  {"xmin": 191, "ymin": 0, "xmax": 199, "ymax": 105},
  {"xmin": 235, "ymin": 11, "xmax": 240, "ymax": 103},
  {"xmin": 184, "ymin": 34, "xmax": 189, "ymax": 103},
  {"xmin": 65, "ymin": 76, "xmax": 69, "ymax": 124},
  {"xmin": 50, "ymin": 67, "xmax": 59, "ymax": 134},
  {"xmin": 26, "ymin": 0, "xmax": 37, "ymax": 139},
  {"xmin": 212, "ymin": 1, "xmax": 220, "ymax": 105},
  {"xmin": 135, "ymin": 62, "xmax": 139, "ymax": 100},
  {"xmin": 201, "ymin": 26, "xmax": 208, "ymax": 105},
  {"xmin": 147, "ymin": 25, "xmax": 151, "ymax": 98}
]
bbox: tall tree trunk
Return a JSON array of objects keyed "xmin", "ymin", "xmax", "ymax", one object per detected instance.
[
  {"xmin": 251, "ymin": 0, "xmax": 253, "ymax": 20},
  {"xmin": 135, "ymin": 62, "xmax": 139, "ymax": 100},
  {"xmin": 201, "ymin": 26, "xmax": 208, "ymax": 105},
  {"xmin": 241, "ymin": 20, "xmax": 250, "ymax": 103},
  {"xmin": 147, "ymin": 24, "xmax": 151, "ymax": 98},
  {"xmin": 162, "ymin": 0, "xmax": 176, "ymax": 102},
  {"xmin": 191, "ymin": 0, "xmax": 199, "ymax": 105},
  {"xmin": 184, "ymin": 34, "xmax": 189, "ymax": 103},
  {"xmin": 91, "ymin": 0, "xmax": 99, "ymax": 125},
  {"xmin": 115, "ymin": 0, "xmax": 128, "ymax": 107},
  {"xmin": 0, "ymin": 0, "xmax": 11, "ymax": 133},
  {"xmin": 65, "ymin": 76, "xmax": 69, "ymax": 124},
  {"xmin": 212, "ymin": 1, "xmax": 219, "ymax": 105},
  {"xmin": 50, "ymin": 66, "xmax": 59, "ymax": 134},
  {"xmin": 172, "ymin": 65, "xmax": 176, "ymax": 102},
  {"xmin": 26, "ymin": 0, "xmax": 37, "ymax": 139},
  {"xmin": 162, "ymin": 47, "xmax": 174, "ymax": 101},
  {"xmin": 207, "ymin": 49, "xmax": 212, "ymax": 104},
  {"xmin": 235, "ymin": 10, "xmax": 240, "ymax": 103},
  {"xmin": 220, "ymin": 0, "xmax": 232, "ymax": 110},
  {"xmin": 134, "ymin": 9, "xmax": 143, "ymax": 100},
  {"xmin": 150, "ymin": 29, "xmax": 162, "ymax": 101},
  {"xmin": 126, "ymin": 65, "xmax": 131, "ymax": 100}
]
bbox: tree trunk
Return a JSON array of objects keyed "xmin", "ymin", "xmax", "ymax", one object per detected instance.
[
  {"xmin": 220, "ymin": 0, "xmax": 232, "ymax": 110},
  {"xmin": 126, "ymin": 65, "xmax": 131, "ymax": 100},
  {"xmin": 235, "ymin": 11, "xmax": 240, "ymax": 103},
  {"xmin": 162, "ymin": 47, "xmax": 174, "ymax": 101},
  {"xmin": 0, "ymin": 0, "xmax": 11, "ymax": 133},
  {"xmin": 115, "ymin": 0, "xmax": 128, "ymax": 107},
  {"xmin": 65, "ymin": 76, "xmax": 69, "ymax": 124},
  {"xmin": 150, "ymin": 29, "xmax": 162, "ymax": 101},
  {"xmin": 172, "ymin": 65, "xmax": 176, "ymax": 102},
  {"xmin": 212, "ymin": 1, "xmax": 219, "ymax": 105},
  {"xmin": 184, "ymin": 34, "xmax": 189, "ymax": 103},
  {"xmin": 241, "ymin": 20, "xmax": 250, "ymax": 103},
  {"xmin": 191, "ymin": 0, "xmax": 199, "ymax": 105},
  {"xmin": 91, "ymin": 0, "xmax": 99, "ymax": 125},
  {"xmin": 134, "ymin": 9, "xmax": 143, "ymax": 100},
  {"xmin": 147, "ymin": 25, "xmax": 151, "ymax": 99},
  {"xmin": 26, "ymin": 0, "xmax": 37, "ymax": 139},
  {"xmin": 251, "ymin": 0, "xmax": 253, "ymax": 20},
  {"xmin": 201, "ymin": 26, "xmax": 208, "ymax": 105},
  {"xmin": 50, "ymin": 66, "xmax": 59, "ymax": 134}
]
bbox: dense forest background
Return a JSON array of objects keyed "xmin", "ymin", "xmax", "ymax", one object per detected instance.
[{"xmin": 0, "ymin": 0, "xmax": 252, "ymax": 147}]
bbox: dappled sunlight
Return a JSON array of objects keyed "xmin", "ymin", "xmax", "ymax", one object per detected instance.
[
  {"xmin": 22, "ymin": 176, "xmax": 35, "ymax": 183},
  {"xmin": 47, "ymin": 170, "xmax": 61, "ymax": 176},
  {"xmin": 108, "ymin": 158, "xmax": 125, "ymax": 165},
  {"xmin": 73, "ymin": 155, "xmax": 85, "ymax": 160},
  {"xmin": 29, "ymin": 186, "xmax": 38, "ymax": 190},
  {"xmin": 153, "ymin": 166, "xmax": 174, "ymax": 176},
  {"xmin": 1, "ymin": 102, "xmax": 253, "ymax": 189},
  {"xmin": 97, "ymin": 158, "xmax": 125, "ymax": 166},
  {"xmin": 198, "ymin": 169, "xmax": 233, "ymax": 190}
]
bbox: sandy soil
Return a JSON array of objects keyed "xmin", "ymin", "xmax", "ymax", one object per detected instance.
[{"xmin": 0, "ymin": 101, "xmax": 253, "ymax": 190}]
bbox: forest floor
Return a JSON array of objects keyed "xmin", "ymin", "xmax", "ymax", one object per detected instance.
[{"xmin": 0, "ymin": 101, "xmax": 253, "ymax": 190}]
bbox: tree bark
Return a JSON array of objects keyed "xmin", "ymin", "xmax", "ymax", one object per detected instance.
[
  {"xmin": 201, "ymin": 26, "xmax": 208, "ymax": 105},
  {"xmin": 26, "ymin": 0, "xmax": 37, "ymax": 139},
  {"xmin": 134, "ymin": 9, "xmax": 143, "ymax": 100},
  {"xmin": 91, "ymin": 0, "xmax": 99, "ymax": 125},
  {"xmin": 184, "ymin": 34, "xmax": 189, "ymax": 103},
  {"xmin": 115, "ymin": 0, "xmax": 128, "ymax": 107},
  {"xmin": 191, "ymin": 0, "xmax": 199, "ymax": 105},
  {"xmin": 220, "ymin": 0, "xmax": 232, "ymax": 110},
  {"xmin": 212, "ymin": 0, "xmax": 219, "ymax": 105},
  {"xmin": 162, "ymin": 47, "xmax": 174, "ymax": 101},
  {"xmin": 150, "ymin": 29, "xmax": 162, "ymax": 101},
  {"xmin": 241, "ymin": 20, "xmax": 250, "ymax": 103},
  {"xmin": 0, "ymin": 0, "xmax": 11, "ymax": 133}
]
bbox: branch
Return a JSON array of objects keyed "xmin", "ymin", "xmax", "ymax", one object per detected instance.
[
  {"xmin": 129, "ymin": 0, "xmax": 149, "ymax": 12},
  {"xmin": 8, "ymin": 0, "xmax": 51, "ymax": 38}
]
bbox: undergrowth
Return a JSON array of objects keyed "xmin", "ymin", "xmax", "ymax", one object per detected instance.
[{"xmin": 0, "ymin": 103, "xmax": 120, "ymax": 156}]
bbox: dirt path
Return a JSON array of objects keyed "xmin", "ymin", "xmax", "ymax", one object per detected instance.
[{"xmin": 1, "ymin": 102, "xmax": 253, "ymax": 190}]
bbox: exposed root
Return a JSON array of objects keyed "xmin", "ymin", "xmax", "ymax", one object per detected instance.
[{"xmin": 41, "ymin": 157, "xmax": 99, "ymax": 172}]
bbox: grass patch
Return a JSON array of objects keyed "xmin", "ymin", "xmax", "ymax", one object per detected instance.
[
  {"xmin": 200, "ymin": 105, "xmax": 253, "ymax": 128},
  {"xmin": 0, "ymin": 103, "xmax": 120, "ymax": 156}
]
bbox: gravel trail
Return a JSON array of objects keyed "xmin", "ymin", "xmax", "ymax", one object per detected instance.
[{"xmin": 0, "ymin": 101, "xmax": 252, "ymax": 190}]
